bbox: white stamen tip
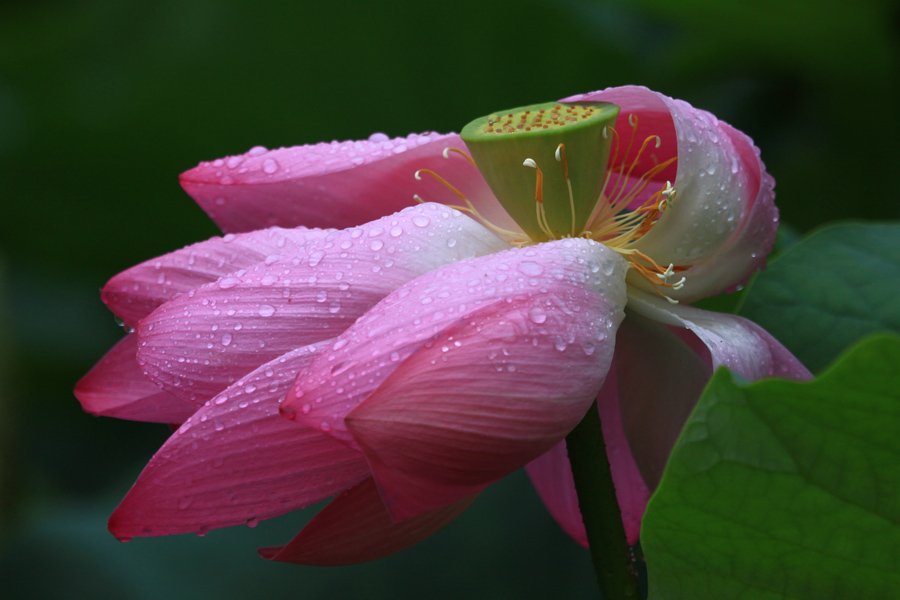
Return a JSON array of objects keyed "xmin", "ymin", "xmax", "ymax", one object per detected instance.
[
  {"xmin": 523, "ymin": 158, "xmax": 537, "ymax": 169},
  {"xmin": 442, "ymin": 148, "xmax": 451, "ymax": 159},
  {"xmin": 628, "ymin": 114, "xmax": 635, "ymax": 127},
  {"xmin": 664, "ymin": 295, "xmax": 679, "ymax": 304},
  {"xmin": 414, "ymin": 170, "xmax": 424, "ymax": 181},
  {"xmin": 602, "ymin": 126, "xmax": 608, "ymax": 139},
  {"xmin": 413, "ymin": 194, "xmax": 425, "ymax": 204},
  {"xmin": 555, "ymin": 146, "xmax": 562, "ymax": 162},
  {"xmin": 661, "ymin": 181, "xmax": 677, "ymax": 203},
  {"xmin": 654, "ymin": 135, "xmax": 662, "ymax": 149}
]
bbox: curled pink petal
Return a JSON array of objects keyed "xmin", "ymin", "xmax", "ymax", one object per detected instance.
[
  {"xmin": 181, "ymin": 132, "xmax": 512, "ymax": 234},
  {"xmin": 564, "ymin": 85, "xmax": 777, "ymax": 301},
  {"xmin": 285, "ymin": 239, "xmax": 628, "ymax": 520},
  {"xmin": 627, "ymin": 288, "xmax": 812, "ymax": 381},
  {"xmin": 137, "ymin": 203, "xmax": 509, "ymax": 406},
  {"xmin": 108, "ymin": 341, "xmax": 369, "ymax": 540},
  {"xmin": 74, "ymin": 335, "xmax": 194, "ymax": 424},
  {"xmin": 103, "ymin": 227, "xmax": 330, "ymax": 328},
  {"xmin": 259, "ymin": 477, "xmax": 477, "ymax": 566}
]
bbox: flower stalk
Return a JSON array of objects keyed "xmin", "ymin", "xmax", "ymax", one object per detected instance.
[{"xmin": 566, "ymin": 401, "xmax": 642, "ymax": 599}]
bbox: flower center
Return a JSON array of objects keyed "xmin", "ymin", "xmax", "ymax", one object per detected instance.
[{"xmin": 414, "ymin": 101, "xmax": 689, "ymax": 302}]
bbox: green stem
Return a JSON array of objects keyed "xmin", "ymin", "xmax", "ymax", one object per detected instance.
[{"xmin": 565, "ymin": 401, "xmax": 642, "ymax": 599}]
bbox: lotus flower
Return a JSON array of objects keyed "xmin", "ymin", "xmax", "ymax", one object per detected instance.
[{"xmin": 75, "ymin": 86, "xmax": 810, "ymax": 565}]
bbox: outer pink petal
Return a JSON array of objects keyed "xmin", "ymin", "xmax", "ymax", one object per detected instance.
[
  {"xmin": 564, "ymin": 85, "xmax": 777, "ymax": 301},
  {"xmin": 136, "ymin": 204, "xmax": 509, "ymax": 406},
  {"xmin": 108, "ymin": 341, "xmax": 370, "ymax": 540},
  {"xmin": 526, "ymin": 365, "xmax": 652, "ymax": 548},
  {"xmin": 259, "ymin": 477, "xmax": 476, "ymax": 566},
  {"xmin": 284, "ymin": 237, "xmax": 628, "ymax": 447},
  {"xmin": 627, "ymin": 289, "xmax": 812, "ymax": 381},
  {"xmin": 102, "ymin": 227, "xmax": 330, "ymax": 328},
  {"xmin": 73, "ymin": 335, "xmax": 194, "ymax": 424},
  {"xmin": 180, "ymin": 132, "xmax": 513, "ymax": 234},
  {"xmin": 284, "ymin": 239, "xmax": 629, "ymax": 521}
]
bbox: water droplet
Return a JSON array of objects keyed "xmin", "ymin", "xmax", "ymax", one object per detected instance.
[
  {"xmin": 263, "ymin": 158, "xmax": 279, "ymax": 174},
  {"xmin": 446, "ymin": 237, "xmax": 457, "ymax": 248},
  {"xmin": 412, "ymin": 215, "xmax": 430, "ymax": 228},
  {"xmin": 390, "ymin": 226, "xmax": 403, "ymax": 237},
  {"xmin": 222, "ymin": 333, "xmax": 233, "ymax": 346},
  {"xmin": 370, "ymin": 239, "xmax": 384, "ymax": 251},
  {"xmin": 331, "ymin": 360, "xmax": 353, "ymax": 376},
  {"xmin": 518, "ymin": 261, "xmax": 543, "ymax": 276},
  {"xmin": 529, "ymin": 307, "xmax": 547, "ymax": 324},
  {"xmin": 258, "ymin": 304, "xmax": 275, "ymax": 317},
  {"xmin": 554, "ymin": 337, "xmax": 567, "ymax": 352},
  {"xmin": 246, "ymin": 517, "xmax": 258, "ymax": 528},
  {"xmin": 308, "ymin": 250, "xmax": 325, "ymax": 267},
  {"xmin": 320, "ymin": 421, "xmax": 332, "ymax": 432},
  {"xmin": 301, "ymin": 403, "xmax": 311, "ymax": 414},
  {"xmin": 248, "ymin": 145, "xmax": 268, "ymax": 156},
  {"xmin": 218, "ymin": 277, "xmax": 240, "ymax": 289}
]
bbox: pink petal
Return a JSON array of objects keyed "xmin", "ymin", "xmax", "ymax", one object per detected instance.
[
  {"xmin": 180, "ymin": 132, "xmax": 513, "ymax": 234},
  {"xmin": 103, "ymin": 227, "xmax": 330, "ymax": 328},
  {"xmin": 259, "ymin": 477, "xmax": 477, "ymax": 566},
  {"xmin": 526, "ymin": 366, "xmax": 652, "ymax": 548},
  {"xmin": 73, "ymin": 334, "xmax": 194, "ymax": 424},
  {"xmin": 614, "ymin": 314, "xmax": 713, "ymax": 491},
  {"xmin": 136, "ymin": 204, "xmax": 509, "ymax": 406},
  {"xmin": 525, "ymin": 440, "xmax": 587, "ymax": 547},
  {"xmin": 285, "ymin": 238, "xmax": 629, "ymax": 521},
  {"xmin": 565, "ymin": 85, "xmax": 777, "ymax": 301},
  {"xmin": 284, "ymin": 237, "xmax": 628, "ymax": 446},
  {"xmin": 561, "ymin": 86, "xmax": 678, "ymax": 210},
  {"xmin": 108, "ymin": 341, "xmax": 370, "ymax": 540},
  {"xmin": 627, "ymin": 289, "xmax": 813, "ymax": 381}
]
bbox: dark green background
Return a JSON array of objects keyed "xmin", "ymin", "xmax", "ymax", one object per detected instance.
[{"xmin": 1, "ymin": 0, "xmax": 897, "ymax": 598}]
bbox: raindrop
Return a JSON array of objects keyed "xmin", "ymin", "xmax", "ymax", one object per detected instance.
[
  {"xmin": 518, "ymin": 261, "xmax": 543, "ymax": 276},
  {"xmin": 258, "ymin": 304, "xmax": 276, "ymax": 317},
  {"xmin": 222, "ymin": 333, "xmax": 233, "ymax": 346},
  {"xmin": 263, "ymin": 158, "xmax": 279, "ymax": 174},
  {"xmin": 529, "ymin": 307, "xmax": 547, "ymax": 324},
  {"xmin": 412, "ymin": 215, "xmax": 430, "ymax": 228}
]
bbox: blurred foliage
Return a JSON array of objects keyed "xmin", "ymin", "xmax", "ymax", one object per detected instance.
[{"xmin": 0, "ymin": 0, "xmax": 897, "ymax": 598}]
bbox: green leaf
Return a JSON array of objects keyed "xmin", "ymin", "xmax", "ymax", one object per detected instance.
[
  {"xmin": 642, "ymin": 335, "xmax": 900, "ymax": 600},
  {"xmin": 738, "ymin": 222, "xmax": 900, "ymax": 373}
]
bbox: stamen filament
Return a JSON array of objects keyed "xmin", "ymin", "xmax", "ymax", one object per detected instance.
[
  {"xmin": 524, "ymin": 158, "xmax": 554, "ymax": 240},
  {"xmin": 442, "ymin": 147, "xmax": 478, "ymax": 168},
  {"xmin": 415, "ymin": 169, "xmax": 467, "ymax": 202},
  {"xmin": 556, "ymin": 143, "xmax": 576, "ymax": 237}
]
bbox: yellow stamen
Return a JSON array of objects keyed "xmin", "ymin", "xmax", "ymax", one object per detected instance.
[
  {"xmin": 442, "ymin": 147, "xmax": 478, "ymax": 168},
  {"xmin": 556, "ymin": 143, "xmax": 576, "ymax": 237},
  {"xmin": 523, "ymin": 158, "xmax": 555, "ymax": 240}
]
